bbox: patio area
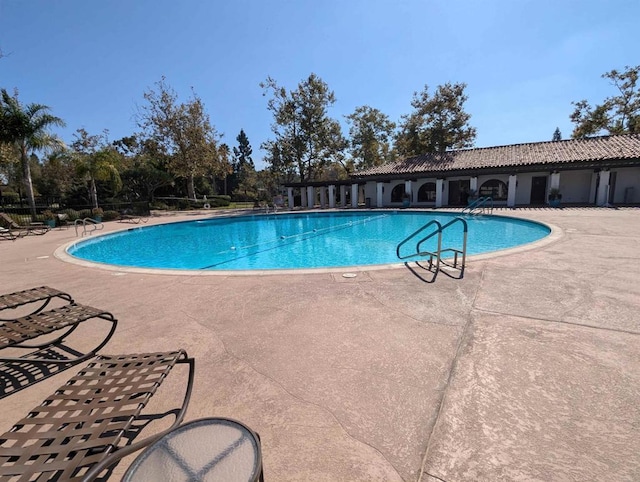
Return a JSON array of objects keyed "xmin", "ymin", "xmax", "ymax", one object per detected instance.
[{"xmin": 0, "ymin": 207, "xmax": 638, "ymax": 481}]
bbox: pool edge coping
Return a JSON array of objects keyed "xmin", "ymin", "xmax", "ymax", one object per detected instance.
[{"xmin": 54, "ymin": 210, "xmax": 562, "ymax": 276}]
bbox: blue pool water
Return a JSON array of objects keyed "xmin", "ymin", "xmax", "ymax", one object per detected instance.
[{"xmin": 67, "ymin": 211, "xmax": 550, "ymax": 271}]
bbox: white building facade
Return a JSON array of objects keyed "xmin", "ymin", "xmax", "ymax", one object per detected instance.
[{"xmin": 283, "ymin": 135, "xmax": 640, "ymax": 209}]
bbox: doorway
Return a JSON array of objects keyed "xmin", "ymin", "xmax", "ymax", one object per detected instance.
[
  {"xmin": 448, "ymin": 180, "xmax": 470, "ymax": 206},
  {"xmin": 530, "ymin": 176, "xmax": 547, "ymax": 204}
]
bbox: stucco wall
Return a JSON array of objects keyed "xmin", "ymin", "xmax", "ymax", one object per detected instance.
[
  {"xmin": 612, "ymin": 167, "xmax": 640, "ymax": 203},
  {"xmin": 364, "ymin": 182, "xmax": 376, "ymax": 206},
  {"xmin": 356, "ymin": 166, "xmax": 640, "ymax": 208},
  {"xmin": 559, "ymin": 170, "xmax": 593, "ymax": 203}
]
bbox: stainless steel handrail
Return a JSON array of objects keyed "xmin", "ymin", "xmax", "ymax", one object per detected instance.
[
  {"xmin": 396, "ymin": 216, "xmax": 468, "ymax": 276},
  {"xmin": 436, "ymin": 217, "xmax": 467, "ymax": 273},
  {"xmin": 396, "ymin": 220, "xmax": 442, "ymax": 260},
  {"xmin": 461, "ymin": 196, "xmax": 493, "ymax": 215},
  {"xmin": 74, "ymin": 218, "xmax": 104, "ymax": 237}
]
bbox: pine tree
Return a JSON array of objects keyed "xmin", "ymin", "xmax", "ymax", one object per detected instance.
[
  {"xmin": 261, "ymin": 74, "xmax": 346, "ymax": 182},
  {"xmin": 395, "ymin": 82, "xmax": 476, "ymax": 157},
  {"xmin": 232, "ymin": 129, "xmax": 256, "ymax": 198}
]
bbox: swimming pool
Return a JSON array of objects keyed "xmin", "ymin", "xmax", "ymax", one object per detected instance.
[{"xmin": 66, "ymin": 211, "xmax": 550, "ymax": 271}]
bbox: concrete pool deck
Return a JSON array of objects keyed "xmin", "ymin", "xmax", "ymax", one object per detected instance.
[{"xmin": 0, "ymin": 207, "xmax": 638, "ymax": 481}]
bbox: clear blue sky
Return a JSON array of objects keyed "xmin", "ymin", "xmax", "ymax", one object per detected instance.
[{"xmin": 1, "ymin": 0, "xmax": 638, "ymax": 170}]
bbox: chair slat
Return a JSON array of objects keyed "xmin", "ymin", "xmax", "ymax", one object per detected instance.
[
  {"xmin": 0, "ymin": 351, "xmax": 188, "ymax": 481},
  {"xmin": 0, "ymin": 304, "xmax": 111, "ymax": 349},
  {"xmin": 0, "ymin": 286, "xmax": 73, "ymax": 312}
]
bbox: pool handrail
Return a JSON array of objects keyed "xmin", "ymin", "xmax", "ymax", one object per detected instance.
[
  {"xmin": 397, "ymin": 217, "xmax": 468, "ymax": 277},
  {"xmin": 461, "ymin": 196, "xmax": 493, "ymax": 215},
  {"xmin": 427, "ymin": 217, "xmax": 468, "ymax": 275},
  {"xmin": 396, "ymin": 220, "xmax": 443, "ymax": 261},
  {"xmin": 74, "ymin": 218, "xmax": 104, "ymax": 237}
]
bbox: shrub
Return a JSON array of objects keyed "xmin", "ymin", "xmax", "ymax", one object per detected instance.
[
  {"xmin": 149, "ymin": 201, "xmax": 169, "ymax": 210},
  {"xmin": 232, "ymin": 193, "xmax": 254, "ymax": 202},
  {"xmin": 103, "ymin": 210, "xmax": 119, "ymax": 221},
  {"xmin": 2, "ymin": 192, "xmax": 20, "ymax": 204},
  {"xmin": 13, "ymin": 214, "xmax": 32, "ymax": 225},
  {"xmin": 211, "ymin": 197, "xmax": 230, "ymax": 207},
  {"xmin": 176, "ymin": 199, "xmax": 191, "ymax": 210},
  {"xmin": 548, "ymin": 188, "xmax": 562, "ymax": 201},
  {"xmin": 60, "ymin": 208, "xmax": 80, "ymax": 221}
]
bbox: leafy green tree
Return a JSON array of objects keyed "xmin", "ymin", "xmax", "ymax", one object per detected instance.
[
  {"xmin": 236, "ymin": 167, "xmax": 258, "ymax": 200},
  {"xmin": 36, "ymin": 150, "xmax": 76, "ymax": 201},
  {"xmin": 571, "ymin": 65, "xmax": 640, "ymax": 138},
  {"xmin": 139, "ymin": 78, "xmax": 229, "ymax": 200},
  {"xmin": 0, "ymin": 143, "xmax": 19, "ymax": 187},
  {"xmin": 210, "ymin": 143, "xmax": 233, "ymax": 195},
  {"xmin": 0, "ymin": 89, "xmax": 65, "ymax": 215},
  {"xmin": 262, "ymin": 140, "xmax": 298, "ymax": 184},
  {"xmin": 346, "ymin": 105, "xmax": 396, "ymax": 170},
  {"xmin": 261, "ymin": 73, "xmax": 347, "ymax": 182},
  {"xmin": 115, "ymin": 135, "xmax": 173, "ymax": 202},
  {"xmin": 255, "ymin": 168, "xmax": 280, "ymax": 201},
  {"xmin": 395, "ymin": 82, "xmax": 476, "ymax": 156},
  {"xmin": 71, "ymin": 128, "xmax": 122, "ymax": 208}
]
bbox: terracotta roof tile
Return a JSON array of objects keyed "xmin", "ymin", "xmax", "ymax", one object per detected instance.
[{"xmin": 353, "ymin": 134, "xmax": 640, "ymax": 177}]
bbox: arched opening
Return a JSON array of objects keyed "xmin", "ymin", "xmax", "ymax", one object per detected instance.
[
  {"xmin": 417, "ymin": 182, "xmax": 437, "ymax": 202},
  {"xmin": 479, "ymin": 179, "xmax": 508, "ymax": 200},
  {"xmin": 391, "ymin": 184, "xmax": 406, "ymax": 202}
]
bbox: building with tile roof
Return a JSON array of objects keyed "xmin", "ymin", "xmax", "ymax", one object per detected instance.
[{"xmin": 282, "ymin": 134, "xmax": 640, "ymax": 209}]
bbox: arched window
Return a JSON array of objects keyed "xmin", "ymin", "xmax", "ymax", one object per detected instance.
[
  {"xmin": 417, "ymin": 182, "xmax": 437, "ymax": 202},
  {"xmin": 391, "ymin": 185, "xmax": 406, "ymax": 202},
  {"xmin": 479, "ymin": 179, "xmax": 508, "ymax": 200}
]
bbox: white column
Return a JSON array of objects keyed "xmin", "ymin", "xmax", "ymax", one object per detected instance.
[
  {"xmin": 404, "ymin": 180, "xmax": 412, "ymax": 202},
  {"xmin": 550, "ymin": 172, "xmax": 560, "ymax": 191},
  {"xmin": 328, "ymin": 185, "xmax": 336, "ymax": 208},
  {"xmin": 596, "ymin": 170, "xmax": 611, "ymax": 206},
  {"xmin": 589, "ymin": 172, "xmax": 598, "ymax": 204},
  {"xmin": 351, "ymin": 184, "xmax": 359, "ymax": 208},
  {"xmin": 470, "ymin": 176, "xmax": 478, "ymax": 193},
  {"xmin": 320, "ymin": 187, "xmax": 327, "ymax": 208},
  {"xmin": 435, "ymin": 179, "xmax": 444, "ymax": 208},
  {"xmin": 307, "ymin": 186, "xmax": 315, "ymax": 209},
  {"xmin": 376, "ymin": 182, "xmax": 384, "ymax": 208},
  {"xmin": 287, "ymin": 187, "xmax": 294, "ymax": 209},
  {"xmin": 507, "ymin": 174, "xmax": 517, "ymax": 207},
  {"xmin": 340, "ymin": 185, "xmax": 347, "ymax": 207}
]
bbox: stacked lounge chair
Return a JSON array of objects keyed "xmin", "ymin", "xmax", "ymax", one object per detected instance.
[
  {"xmin": 0, "ymin": 286, "xmax": 117, "ymax": 398},
  {"xmin": 0, "ymin": 286, "xmax": 195, "ymax": 481},
  {"xmin": 0, "ymin": 212, "xmax": 50, "ymax": 237}
]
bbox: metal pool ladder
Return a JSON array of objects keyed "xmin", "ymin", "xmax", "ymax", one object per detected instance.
[
  {"xmin": 396, "ymin": 217, "xmax": 468, "ymax": 276},
  {"xmin": 74, "ymin": 218, "xmax": 104, "ymax": 237},
  {"xmin": 461, "ymin": 196, "xmax": 493, "ymax": 215}
]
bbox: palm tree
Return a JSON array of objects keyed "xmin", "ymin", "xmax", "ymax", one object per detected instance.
[{"xmin": 0, "ymin": 89, "xmax": 65, "ymax": 216}]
